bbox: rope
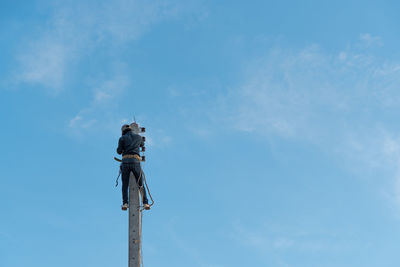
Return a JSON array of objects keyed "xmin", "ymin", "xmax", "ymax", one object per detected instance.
[
  {"xmin": 141, "ymin": 170, "xmax": 154, "ymax": 207},
  {"xmin": 115, "ymin": 169, "xmax": 121, "ymax": 187},
  {"xmin": 140, "ymin": 160, "xmax": 154, "ymax": 207}
]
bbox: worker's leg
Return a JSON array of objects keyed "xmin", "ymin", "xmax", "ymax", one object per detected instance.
[
  {"xmin": 121, "ymin": 163, "xmax": 131, "ymax": 204},
  {"xmin": 133, "ymin": 162, "xmax": 148, "ymax": 204}
]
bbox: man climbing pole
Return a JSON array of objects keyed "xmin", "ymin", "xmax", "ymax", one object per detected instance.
[{"xmin": 117, "ymin": 123, "xmax": 151, "ymax": 211}]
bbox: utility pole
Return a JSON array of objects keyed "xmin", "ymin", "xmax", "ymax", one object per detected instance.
[
  {"xmin": 128, "ymin": 173, "xmax": 141, "ymax": 267},
  {"xmin": 128, "ymin": 121, "xmax": 146, "ymax": 267}
]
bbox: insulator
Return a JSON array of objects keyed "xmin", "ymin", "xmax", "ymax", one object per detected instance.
[
  {"xmin": 141, "ymin": 156, "xmax": 146, "ymax": 162},
  {"xmin": 142, "ymin": 136, "xmax": 146, "ymax": 142},
  {"xmin": 130, "ymin": 123, "xmax": 139, "ymax": 133},
  {"xmin": 140, "ymin": 127, "xmax": 146, "ymax": 133},
  {"xmin": 141, "ymin": 146, "xmax": 146, "ymax": 152}
]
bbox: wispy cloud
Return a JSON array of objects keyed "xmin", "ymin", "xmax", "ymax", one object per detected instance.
[
  {"xmin": 231, "ymin": 221, "xmax": 352, "ymax": 255},
  {"xmin": 226, "ymin": 41, "xmax": 400, "ymax": 139},
  {"xmin": 359, "ymin": 33, "xmax": 383, "ymax": 47},
  {"xmin": 68, "ymin": 74, "xmax": 130, "ymax": 135},
  {"xmin": 15, "ymin": 0, "xmax": 180, "ymax": 92},
  {"xmin": 16, "ymin": 40, "xmax": 70, "ymax": 91},
  {"xmin": 207, "ymin": 34, "xmax": 400, "ymax": 206},
  {"xmin": 11, "ymin": 0, "xmax": 205, "ymax": 144}
]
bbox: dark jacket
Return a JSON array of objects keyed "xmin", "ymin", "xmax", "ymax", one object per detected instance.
[{"xmin": 117, "ymin": 130, "xmax": 144, "ymax": 163}]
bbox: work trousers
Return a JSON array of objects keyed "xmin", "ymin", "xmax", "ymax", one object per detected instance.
[{"xmin": 121, "ymin": 161, "xmax": 149, "ymax": 205}]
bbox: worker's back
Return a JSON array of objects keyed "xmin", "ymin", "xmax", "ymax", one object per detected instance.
[{"xmin": 117, "ymin": 130, "xmax": 143, "ymax": 159}]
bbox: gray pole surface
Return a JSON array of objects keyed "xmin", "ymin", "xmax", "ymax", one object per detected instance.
[{"xmin": 129, "ymin": 172, "xmax": 141, "ymax": 267}]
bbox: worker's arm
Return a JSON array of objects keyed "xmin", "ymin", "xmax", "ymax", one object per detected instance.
[{"xmin": 117, "ymin": 137, "xmax": 124, "ymax": 155}]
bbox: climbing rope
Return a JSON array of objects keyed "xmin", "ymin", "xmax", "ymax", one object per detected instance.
[
  {"xmin": 115, "ymin": 169, "xmax": 121, "ymax": 187},
  {"xmin": 140, "ymin": 170, "xmax": 155, "ymax": 208}
]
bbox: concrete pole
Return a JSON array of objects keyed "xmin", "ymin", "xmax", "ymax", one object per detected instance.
[{"xmin": 129, "ymin": 172, "xmax": 141, "ymax": 267}]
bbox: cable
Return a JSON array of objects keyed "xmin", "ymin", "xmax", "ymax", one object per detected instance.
[{"xmin": 115, "ymin": 170, "xmax": 121, "ymax": 187}]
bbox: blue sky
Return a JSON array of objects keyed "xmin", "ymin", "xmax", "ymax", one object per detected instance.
[{"xmin": 2, "ymin": 0, "xmax": 400, "ymax": 266}]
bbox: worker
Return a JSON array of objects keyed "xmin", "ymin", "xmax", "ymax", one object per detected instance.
[{"xmin": 117, "ymin": 123, "xmax": 150, "ymax": 211}]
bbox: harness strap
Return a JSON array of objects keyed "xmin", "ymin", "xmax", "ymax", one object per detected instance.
[
  {"xmin": 115, "ymin": 170, "xmax": 121, "ymax": 187},
  {"xmin": 122, "ymin": 154, "xmax": 142, "ymax": 161}
]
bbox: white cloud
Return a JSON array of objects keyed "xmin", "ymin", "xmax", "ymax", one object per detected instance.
[
  {"xmin": 68, "ymin": 115, "xmax": 83, "ymax": 128},
  {"xmin": 209, "ymin": 35, "xmax": 400, "ymax": 206},
  {"xmin": 231, "ymin": 221, "xmax": 337, "ymax": 254},
  {"xmin": 360, "ymin": 33, "xmax": 383, "ymax": 47},
  {"xmin": 68, "ymin": 115, "xmax": 97, "ymax": 130},
  {"xmin": 91, "ymin": 75, "xmax": 129, "ymax": 106},
  {"xmin": 224, "ymin": 41, "xmax": 400, "ymax": 139},
  {"xmin": 17, "ymin": 41, "xmax": 69, "ymax": 91},
  {"xmin": 68, "ymin": 74, "xmax": 130, "ymax": 134},
  {"xmin": 15, "ymin": 0, "xmax": 179, "ymax": 91},
  {"xmin": 145, "ymin": 132, "xmax": 173, "ymax": 148}
]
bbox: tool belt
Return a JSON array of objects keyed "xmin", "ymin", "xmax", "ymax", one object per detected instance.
[{"xmin": 122, "ymin": 154, "xmax": 142, "ymax": 161}]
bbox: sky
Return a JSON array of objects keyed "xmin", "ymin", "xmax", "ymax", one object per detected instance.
[{"xmin": 2, "ymin": 0, "xmax": 400, "ymax": 266}]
